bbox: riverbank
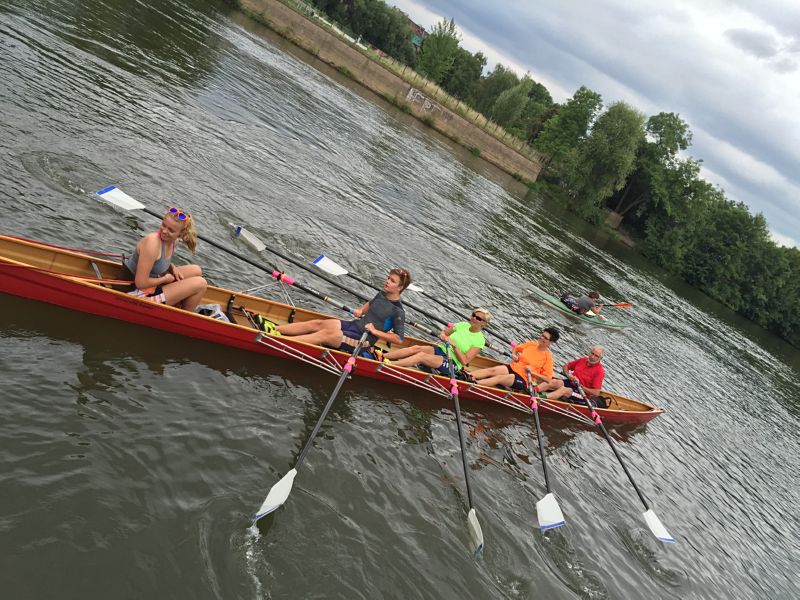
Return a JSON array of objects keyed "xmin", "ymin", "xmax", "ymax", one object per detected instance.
[{"xmin": 231, "ymin": 0, "xmax": 545, "ymax": 183}]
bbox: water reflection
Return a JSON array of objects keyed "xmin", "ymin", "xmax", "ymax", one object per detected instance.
[{"xmin": 9, "ymin": 0, "xmax": 225, "ymax": 87}]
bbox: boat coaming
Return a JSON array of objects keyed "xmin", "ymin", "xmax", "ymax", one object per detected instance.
[{"xmin": 0, "ymin": 235, "xmax": 661, "ymax": 424}]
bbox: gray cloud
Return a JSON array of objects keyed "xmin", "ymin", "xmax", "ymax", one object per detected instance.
[
  {"xmin": 724, "ymin": 28, "xmax": 779, "ymax": 58},
  {"xmin": 772, "ymin": 56, "xmax": 797, "ymax": 72},
  {"xmin": 391, "ymin": 0, "xmax": 800, "ymax": 245}
]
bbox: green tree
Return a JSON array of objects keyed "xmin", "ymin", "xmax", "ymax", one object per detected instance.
[
  {"xmin": 491, "ymin": 77, "xmax": 533, "ymax": 127},
  {"xmin": 513, "ymin": 81, "xmax": 554, "ymax": 142},
  {"xmin": 610, "ymin": 112, "xmax": 693, "ymax": 223},
  {"xmin": 440, "ymin": 48, "xmax": 486, "ymax": 100},
  {"xmin": 417, "ymin": 18, "xmax": 460, "ymax": 83},
  {"xmin": 565, "ymin": 101, "xmax": 645, "ymax": 220},
  {"xmin": 469, "ymin": 64, "xmax": 519, "ymax": 115},
  {"xmin": 535, "ymin": 86, "xmax": 602, "ymax": 171},
  {"xmin": 312, "ymin": 0, "xmax": 417, "ymax": 66}
]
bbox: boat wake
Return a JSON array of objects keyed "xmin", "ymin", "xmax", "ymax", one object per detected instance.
[
  {"xmin": 244, "ymin": 522, "xmax": 267, "ymax": 598},
  {"xmin": 535, "ymin": 529, "xmax": 608, "ymax": 599}
]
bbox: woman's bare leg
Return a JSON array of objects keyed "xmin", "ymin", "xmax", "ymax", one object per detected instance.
[
  {"xmin": 385, "ymin": 345, "xmax": 434, "ymax": 360},
  {"xmin": 278, "ymin": 318, "xmax": 340, "ymax": 336}
]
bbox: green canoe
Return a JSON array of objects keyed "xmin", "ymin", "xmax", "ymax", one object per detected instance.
[{"xmin": 530, "ymin": 286, "xmax": 630, "ymax": 329}]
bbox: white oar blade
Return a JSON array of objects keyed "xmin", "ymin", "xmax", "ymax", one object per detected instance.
[
  {"xmin": 406, "ymin": 283, "xmax": 425, "ymax": 293},
  {"xmin": 312, "ymin": 254, "xmax": 349, "ymax": 276},
  {"xmin": 95, "ymin": 185, "xmax": 145, "ymax": 210},
  {"xmin": 254, "ymin": 468, "xmax": 297, "ymax": 522},
  {"xmin": 467, "ymin": 507, "xmax": 484, "ymax": 554},
  {"xmin": 643, "ymin": 509, "xmax": 675, "ymax": 543},
  {"xmin": 536, "ymin": 492, "xmax": 566, "ymax": 530},
  {"xmin": 233, "ymin": 225, "xmax": 266, "ymax": 252}
]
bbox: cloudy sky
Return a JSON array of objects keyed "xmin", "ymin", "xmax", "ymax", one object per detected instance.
[{"xmin": 387, "ymin": 0, "xmax": 800, "ymax": 248}]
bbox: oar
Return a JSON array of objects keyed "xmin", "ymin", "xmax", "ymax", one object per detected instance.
[
  {"xmin": 598, "ymin": 302, "xmax": 631, "ymax": 309},
  {"xmin": 314, "ymin": 253, "xmax": 515, "ymax": 357},
  {"xmin": 444, "ymin": 342, "xmax": 484, "ymax": 554},
  {"xmin": 254, "ymin": 331, "xmax": 370, "ymax": 521},
  {"xmin": 524, "ymin": 367, "xmax": 565, "ymax": 530},
  {"xmin": 571, "ymin": 379, "xmax": 675, "ymax": 543},
  {"xmin": 95, "ymin": 186, "xmax": 377, "ymax": 305}
]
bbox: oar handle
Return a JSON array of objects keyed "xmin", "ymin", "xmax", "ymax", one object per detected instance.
[{"xmin": 269, "ymin": 270, "xmax": 355, "ymax": 315}]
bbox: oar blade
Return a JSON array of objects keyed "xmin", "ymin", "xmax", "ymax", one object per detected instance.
[
  {"xmin": 96, "ymin": 185, "xmax": 145, "ymax": 210},
  {"xmin": 536, "ymin": 492, "xmax": 566, "ymax": 530},
  {"xmin": 233, "ymin": 225, "xmax": 266, "ymax": 252},
  {"xmin": 643, "ymin": 508, "xmax": 675, "ymax": 543},
  {"xmin": 312, "ymin": 254, "xmax": 349, "ymax": 276},
  {"xmin": 254, "ymin": 468, "xmax": 298, "ymax": 522},
  {"xmin": 406, "ymin": 282, "xmax": 425, "ymax": 293},
  {"xmin": 467, "ymin": 507, "xmax": 484, "ymax": 555}
]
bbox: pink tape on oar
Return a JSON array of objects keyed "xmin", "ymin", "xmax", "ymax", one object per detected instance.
[
  {"xmin": 510, "ymin": 342, "xmax": 517, "ymax": 349},
  {"xmin": 344, "ymin": 356, "xmax": 356, "ymax": 373},
  {"xmin": 271, "ymin": 270, "xmax": 296, "ymax": 285},
  {"xmin": 449, "ymin": 378, "xmax": 458, "ymax": 396}
]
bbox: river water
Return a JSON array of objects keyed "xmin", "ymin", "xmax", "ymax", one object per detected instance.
[{"xmin": 1, "ymin": 1, "xmax": 798, "ymax": 598}]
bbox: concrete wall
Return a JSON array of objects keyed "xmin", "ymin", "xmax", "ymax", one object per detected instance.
[{"xmin": 238, "ymin": 0, "xmax": 544, "ymax": 182}]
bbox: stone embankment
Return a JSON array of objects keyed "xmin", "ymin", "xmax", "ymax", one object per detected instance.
[{"xmin": 237, "ymin": 0, "xmax": 544, "ymax": 182}]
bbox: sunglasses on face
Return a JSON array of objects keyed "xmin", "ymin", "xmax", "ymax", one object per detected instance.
[
  {"xmin": 471, "ymin": 313, "xmax": 485, "ymax": 322},
  {"xmin": 169, "ymin": 207, "xmax": 189, "ymax": 221},
  {"xmin": 539, "ymin": 333, "xmax": 552, "ymax": 341}
]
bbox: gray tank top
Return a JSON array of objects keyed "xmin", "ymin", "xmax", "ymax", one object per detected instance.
[{"xmin": 125, "ymin": 240, "xmax": 171, "ymax": 278}]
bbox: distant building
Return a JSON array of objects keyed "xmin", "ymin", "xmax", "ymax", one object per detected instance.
[{"xmin": 404, "ymin": 15, "xmax": 427, "ymax": 51}]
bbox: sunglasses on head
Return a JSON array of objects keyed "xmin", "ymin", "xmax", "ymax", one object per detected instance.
[
  {"xmin": 471, "ymin": 313, "xmax": 485, "ymax": 322},
  {"xmin": 169, "ymin": 207, "xmax": 189, "ymax": 221}
]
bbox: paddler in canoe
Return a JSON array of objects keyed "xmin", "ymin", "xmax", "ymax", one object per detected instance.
[
  {"xmin": 559, "ymin": 291, "xmax": 606, "ymax": 319},
  {"xmin": 123, "ymin": 206, "xmax": 208, "ymax": 312},
  {"xmin": 276, "ymin": 267, "xmax": 411, "ymax": 356},
  {"xmin": 382, "ymin": 308, "xmax": 491, "ymax": 377},
  {"xmin": 468, "ymin": 327, "xmax": 560, "ymax": 390}
]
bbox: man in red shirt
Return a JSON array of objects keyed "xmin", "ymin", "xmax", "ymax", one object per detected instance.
[{"xmin": 537, "ymin": 346, "xmax": 605, "ymax": 402}]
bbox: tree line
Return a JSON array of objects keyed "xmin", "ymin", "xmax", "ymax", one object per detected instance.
[{"xmin": 308, "ymin": 1, "xmax": 800, "ymax": 347}]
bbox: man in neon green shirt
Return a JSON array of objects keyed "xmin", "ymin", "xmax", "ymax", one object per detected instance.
[{"xmin": 383, "ymin": 308, "xmax": 490, "ymax": 374}]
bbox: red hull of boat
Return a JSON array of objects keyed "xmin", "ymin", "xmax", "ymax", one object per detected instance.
[{"xmin": 0, "ymin": 259, "xmax": 660, "ymax": 425}]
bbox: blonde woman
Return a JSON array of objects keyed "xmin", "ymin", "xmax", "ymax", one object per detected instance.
[{"xmin": 123, "ymin": 207, "xmax": 207, "ymax": 312}]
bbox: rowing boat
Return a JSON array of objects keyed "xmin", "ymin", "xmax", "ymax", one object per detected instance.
[
  {"xmin": 529, "ymin": 285, "xmax": 630, "ymax": 329},
  {"xmin": 0, "ymin": 234, "xmax": 660, "ymax": 424}
]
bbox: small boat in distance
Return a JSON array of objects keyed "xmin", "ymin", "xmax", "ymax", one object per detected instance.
[
  {"xmin": 529, "ymin": 285, "xmax": 630, "ymax": 329},
  {"xmin": 0, "ymin": 234, "xmax": 658, "ymax": 425}
]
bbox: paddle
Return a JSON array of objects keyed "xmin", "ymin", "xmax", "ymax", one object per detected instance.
[
  {"xmin": 571, "ymin": 378, "xmax": 674, "ymax": 543},
  {"xmin": 444, "ymin": 342, "xmax": 484, "ymax": 554},
  {"xmin": 314, "ymin": 253, "xmax": 515, "ymax": 357},
  {"xmin": 524, "ymin": 367, "xmax": 565, "ymax": 530},
  {"xmin": 254, "ymin": 330, "xmax": 370, "ymax": 521},
  {"xmin": 598, "ymin": 302, "xmax": 632, "ymax": 309}
]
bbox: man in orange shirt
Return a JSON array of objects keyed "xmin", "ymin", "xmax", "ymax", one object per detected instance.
[{"xmin": 470, "ymin": 327, "xmax": 560, "ymax": 390}]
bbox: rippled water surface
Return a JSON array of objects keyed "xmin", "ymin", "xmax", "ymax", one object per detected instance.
[{"xmin": 1, "ymin": 1, "xmax": 799, "ymax": 598}]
